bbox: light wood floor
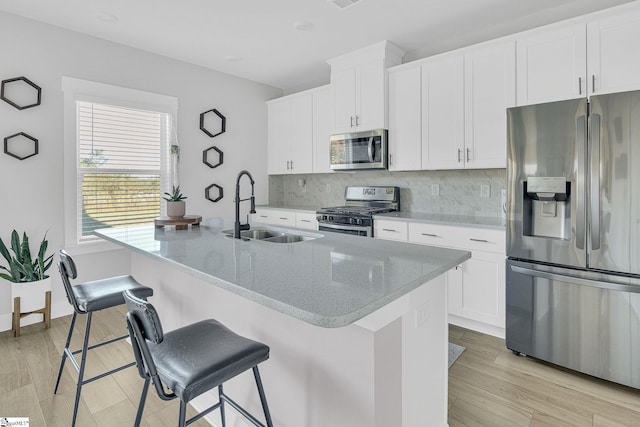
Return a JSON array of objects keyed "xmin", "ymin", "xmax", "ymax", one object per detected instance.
[{"xmin": 2, "ymin": 308, "xmax": 640, "ymax": 426}]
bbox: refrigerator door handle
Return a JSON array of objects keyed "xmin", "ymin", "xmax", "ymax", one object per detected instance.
[
  {"xmin": 590, "ymin": 113, "xmax": 601, "ymax": 251},
  {"xmin": 576, "ymin": 114, "xmax": 586, "ymax": 250},
  {"xmin": 510, "ymin": 264, "xmax": 640, "ymax": 293}
]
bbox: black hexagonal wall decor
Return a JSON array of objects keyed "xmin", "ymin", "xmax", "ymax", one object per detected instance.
[
  {"xmin": 203, "ymin": 146, "xmax": 224, "ymax": 169},
  {"xmin": 199, "ymin": 108, "xmax": 226, "ymax": 138},
  {"xmin": 205, "ymin": 184, "xmax": 224, "ymax": 203},
  {"xmin": 1, "ymin": 76, "xmax": 42, "ymax": 110},
  {"xmin": 4, "ymin": 132, "xmax": 38, "ymax": 160}
]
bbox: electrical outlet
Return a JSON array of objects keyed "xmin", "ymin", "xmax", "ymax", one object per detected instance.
[
  {"xmin": 480, "ymin": 184, "xmax": 490, "ymax": 198},
  {"xmin": 431, "ymin": 183, "xmax": 439, "ymax": 196},
  {"xmin": 415, "ymin": 303, "xmax": 429, "ymax": 327}
]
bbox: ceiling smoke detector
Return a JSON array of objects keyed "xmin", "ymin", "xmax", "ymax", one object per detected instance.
[{"xmin": 327, "ymin": 0, "xmax": 361, "ymax": 10}]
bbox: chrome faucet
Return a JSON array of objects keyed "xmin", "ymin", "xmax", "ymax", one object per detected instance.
[{"xmin": 234, "ymin": 170, "xmax": 256, "ymax": 239}]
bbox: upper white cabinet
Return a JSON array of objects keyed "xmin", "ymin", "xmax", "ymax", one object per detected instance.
[
  {"xmin": 267, "ymin": 92, "xmax": 313, "ymax": 175},
  {"xmin": 587, "ymin": 8, "xmax": 640, "ymax": 96},
  {"xmin": 389, "ymin": 40, "xmax": 514, "ymax": 171},
  {"xmin": 517, "ymin": 5, "xmax": 640, "ymax": 105},
  {"xmin": 328, "ymin": 41, "xmax": 404, "ymax": 134},
  {"xmin": 312, "ymin": 86, "xmax": 333, "ymax": 174}
]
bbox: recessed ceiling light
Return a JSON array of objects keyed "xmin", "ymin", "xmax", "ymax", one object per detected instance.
[
  {"xmin": 293, "ymin": 20, "xmax": 314, "ymax": 31},
  {"xmin": 225, "ymin": 55, "xmax": 243, "ymax": 63},
  {"xmin": 95, "ymin": 12, "xmax": 118, "ymax": 23}
]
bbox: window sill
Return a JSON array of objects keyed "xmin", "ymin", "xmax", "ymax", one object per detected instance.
[{"xmin": 63, "ymin": 238, "xmax": 124, "ymax": 256}]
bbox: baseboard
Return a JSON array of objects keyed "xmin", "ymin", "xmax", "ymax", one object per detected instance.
[{"xmin": 448, "ymin": 315, "xmax": 505, "ymax": 339}]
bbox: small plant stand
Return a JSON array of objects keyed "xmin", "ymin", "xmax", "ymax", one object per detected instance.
[
  {"xmin": 154, "ymin": 215, "xmax": 202, "ymax": 230},
  {"xmin": 12, "ymin": 290, "xmax": 51, "ymax": 337}
]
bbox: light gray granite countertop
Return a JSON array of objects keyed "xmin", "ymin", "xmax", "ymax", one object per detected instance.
[
  {"xmin": 255, "ymin": 204, "xmax": 319, "ymax": 213},
  {"xmin": 96, "ymin": 218, "xmax": 470, "ymax": 328},
  {"xmin": 374, "ymin": 212, "xmax": 506, "ymax": 230}
]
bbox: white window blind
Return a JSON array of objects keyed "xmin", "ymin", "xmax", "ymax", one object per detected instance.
[{"xmin": 77, "ymin": 101, "xmax": 170, "ymax": 238}]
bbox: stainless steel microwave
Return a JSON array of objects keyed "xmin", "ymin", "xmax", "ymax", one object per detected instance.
[{"xmin": 330, "ymin": 129, "xmax": 388, "ymax": 171}]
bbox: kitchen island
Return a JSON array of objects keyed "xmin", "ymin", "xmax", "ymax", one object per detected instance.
[{"xmin": 96, "ymin": 218, "xmax": 470, "ymax": 427}]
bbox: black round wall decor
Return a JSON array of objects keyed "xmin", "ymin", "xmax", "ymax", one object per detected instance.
[
  {"xmin": 199, "ymin": 108, "xmax": 226, "ymax": 138},
  {"xmin": 1, "ymin": 76, "xmax": 42, "ymax": 110},
  {"xmin": 205, "ymin": 184, "xmax": 224, "ymax": 203},
  {"xmin": 4, "ymin": 132, "xmax": 39, "ymax": 160}
]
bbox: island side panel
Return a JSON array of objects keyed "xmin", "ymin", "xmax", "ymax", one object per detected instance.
[{"xmin": 130, "ymin": 251, "xmax": 448, "ymax": 427}]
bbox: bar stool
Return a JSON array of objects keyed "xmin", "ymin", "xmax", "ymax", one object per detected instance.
[
  {"xmin": 54, "ymin": 249, "xmax": 154, "ymax": 427},
  {"xmin": 122, "ymin": 289, "xmax": 274, "ymax": 427}
]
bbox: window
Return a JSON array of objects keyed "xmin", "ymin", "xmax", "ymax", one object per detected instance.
[
  {"xmin": 63, "ymin": 77, "xmax": 178, "ymax": 249},
  {"xmin": 77, "ymin": 102, "xmax": 170, "ymax": 237}
]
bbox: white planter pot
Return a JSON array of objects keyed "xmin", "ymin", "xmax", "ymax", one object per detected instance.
[
  {"xmin": 167, "ymin": 201, "xmax": 186, "ymax": 218},
  {"xmin": 11, "ymin": 276, "xmax": 52, "ymax": 313}
]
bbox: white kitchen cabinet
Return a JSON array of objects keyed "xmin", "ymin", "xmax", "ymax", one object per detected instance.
[
  {"xmin": 517, "ymin": 5, "xmax": 640, "ymax": 105},
  {"xmin": 312, "ymin": 85, "xmax": 333, "ymax": 174},
  {"xmin": 295, "ymin": 212, "xmax": 318, "ymax": 230},
  {"xmin": 388, "ymin": 66, "xmax": 422, "ymax": 171},
  {"xmin": 516, "ymin": 24, "xmax": 586, "ymax": 105},
  {"xmin": 587, "ymin": 8, "xmax": 640, "ymax": 96},
  {"xmin": 388, "ymin": 40, "xmax": 513, "ymax": 171},
  {"xmin": 373, "ymin": 219, "xmax": 408, "ymax": 241},
  {"xmin": 252, "ymin": 208, "xmax": 296, "ymax": 227},
  {"xmin": 267, "ymin": 92, "xmax": 313, "ymax": 175},
  {"xmin": 406, "ymin": 220, "xmax": 506, "ymax": 337},
  {"xmin": 464, "ymin": 41, "xmax": 515, "ymax": 169},
  {"xmin": 328, "ymin": 41, "xmax": 404, "ymax": 134}
]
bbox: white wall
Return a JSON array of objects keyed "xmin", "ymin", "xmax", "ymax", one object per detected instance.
[{"xmin": 0, "ymin": 11, "xmax": 282, "ymax": 331}]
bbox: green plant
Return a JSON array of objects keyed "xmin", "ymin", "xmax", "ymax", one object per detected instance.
[
  {"xmin": 0, "ymin": 230, "xmax": 53, "ymax": 283},
  {"xmin": 163, "ymin": 185, "xmax": 187, "ymax": 202}
]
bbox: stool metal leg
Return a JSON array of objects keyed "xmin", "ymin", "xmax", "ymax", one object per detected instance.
[
  {"xmin": 70, "ymin": 312, "xmax": 93, "ymax": 427},
  {"xmin": 178, "ymin": 401, "xmax": 187, "ymax": 427},
  {"xmin": 133, "ymin": 378, "xmax": 150, "ymax": 427},
  {"xmin": 54, "ymin": 311, "xmax": 78, "ymax": 394},
  {"xmin": 253, "ymin": 367, "xmax": 273, "ymax": 427},
  {"xmin": 218, "ymin": 384, "xmax": 226, "ymax": 427}
]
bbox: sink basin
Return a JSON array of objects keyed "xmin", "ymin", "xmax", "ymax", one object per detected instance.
[{"xmin": 222, "ymin": 227, "xmax": 317, "ymax": 243}]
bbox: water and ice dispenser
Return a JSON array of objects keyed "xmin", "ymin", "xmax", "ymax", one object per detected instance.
[{"xmin": 522, "ymin": 177, "xmax": 571, "ymax": 240}]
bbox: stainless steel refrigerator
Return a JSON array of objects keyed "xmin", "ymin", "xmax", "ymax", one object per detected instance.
[{"xmin": 506, "ymin": 90, "xmax": 640, "ymax": 389}]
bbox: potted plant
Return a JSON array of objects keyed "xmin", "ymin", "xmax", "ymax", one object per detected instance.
[
  {"xmin": 0, "ymin": 229, "xmax": 53, "ymax": 334},
  {"xmin": 164, "ymin": 185, "xmax": 188, "ymax": 218}
]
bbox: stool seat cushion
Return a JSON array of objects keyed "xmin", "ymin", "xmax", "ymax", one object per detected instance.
[
  {"xmin": 150, "ymin": 319, "xmax": 270, "ymax": 402},
  {"xmin": 72, "ymin": 275, "xmax": 153, "ymax": 313}
]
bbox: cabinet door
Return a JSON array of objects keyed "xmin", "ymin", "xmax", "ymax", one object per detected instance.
[
  {"xmin": 464, "ymin": 41, "xmax": 515, "ymax": 169},
  {"xmin": 388, "ymin": 66, "xmax": 422, "ymax": 171},
  {"xmin": 421, "ymin": 54, "xmax": 464, "ymax": 170},
  {"xmin": 312, "ymin": 86, "xmax": 333, "ymax": 174},
  {"xmin": 516, "ymin": 24, "xmax": 587, "ymax": 105},
  {"xmin": 374, "ymin": 219, "xmax": 408, "ymax": 241},
  {"xmin": 457, "ymin": 251, "xmax": 505, "ymax": 328},
  {"xmin": 332, "ymin": 68, "xmax": 356, "ymax": 134},
  {"xmin": 587, "ymin": 8, "xmax": 640, "ymax": 95},
  {"xmin": 295, "ymin": 212, "xmax": 318, "ymax": 230},
  {"xmin": 355, "ymin": 60, "xmax": 386, "ymax": 132},
  {"xmin": 267, "ymin": 100, "xmax": 290, "ymax": 175},
  {"xmin": 290, "ymin": 93, "xmax": 313, "ymax": 174}
]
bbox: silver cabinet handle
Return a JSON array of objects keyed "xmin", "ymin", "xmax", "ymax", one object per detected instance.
[
  {"xmin": 592, "ymin": 75, "xmax": 596, "ymax": 93},
  {"xmin": 350, "ymin": 116, "xmax": 354, "ymax": 127},
  {"xmin": 457, "ymin": 148, "xmax": 462, "ymax": 162},
  {"xmin": 466, "ymin": 148, "xmax": 471, "ymax": 162},
  {"xmin": 279, "ymin": 217, "xmax": 289, "ymax": 220},
  {"xmin": 421, "ymin": 233, "xmax": 438, "ymax": 237},
  {"xmin": 259, "ymin": 215, "xmax": 268, "ymax": 218},
  {"xmin": 300, "ymin": 219, "xmax": 311, "ymax": 223},
  {"xmin": 389, "ymin": 153, "xmax": 393, "ymax": 165},
  {"xmin": 286, "ymin": 161, "xmax": 290, "ymax": 170},
  {"xmin": 382, "ymin": 228, "xmax": 399, "ymax": 232},
  {"xmin": 469, "ymin": 238, "xmax": 489, "ymax": 243},
  {"xmin": 291, "ymin": 160, "xmax": 294, "ymax": 170},
  {"xmin": 355, "ymin": 115, "xmax": 360, "ymax": 126},
  {"xmin": 578, "ymin": 77, "xmax": 582, "ymax": 95}
]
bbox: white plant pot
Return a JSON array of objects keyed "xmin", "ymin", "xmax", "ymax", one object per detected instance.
[
  {"xmin": 11, "ymin": 276, "xmax": 51, "ymax": 313},
  {"xmin": 167, "ymin": 201, "xmax": 186, "ymax": 218}
]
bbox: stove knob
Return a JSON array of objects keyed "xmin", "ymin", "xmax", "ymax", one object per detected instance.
[
  {"xmin": 329, "ymin": 216, "xmax": 334, "ymax": 221},
  {"xmin": 357, "ymin": 218, "xmax": 364, "ymax": 225},
  {"xmin": 349, "ymin": 218, "xmax": 357, "ymax": 225},
  {"xmin": 322, "ymin": 215, "xmax": 328, "ymax": 221}
]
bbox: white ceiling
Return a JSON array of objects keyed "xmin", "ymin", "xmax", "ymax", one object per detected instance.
[{"xmin": 0, "ymin": 0, "xmax": 635, "ymax": 91}]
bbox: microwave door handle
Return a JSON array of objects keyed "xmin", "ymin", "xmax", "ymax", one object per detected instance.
[
  {"xmin": 367, "ymin": 137, "xmax": 375, "ymax": 162},
  {"xmin": 590, "ymin": 113, "xmax": 601, "ymax": 250}
]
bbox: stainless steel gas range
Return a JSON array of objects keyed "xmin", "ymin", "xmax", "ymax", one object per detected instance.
[{"xmin": 316, "ymin": 186, "xmax": 400, "ymax": 237}]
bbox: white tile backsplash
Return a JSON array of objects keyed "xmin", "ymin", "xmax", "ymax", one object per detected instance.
[{"xmin": 269, "ymin": 169, "xmax": 506, "ymax": 218}]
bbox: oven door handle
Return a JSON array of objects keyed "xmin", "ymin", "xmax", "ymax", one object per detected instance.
[{"xmin": 318, "ymin": 222, "xmax": 368, "ymax": 232}]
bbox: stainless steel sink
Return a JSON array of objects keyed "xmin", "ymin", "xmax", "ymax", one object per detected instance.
[{"xmin": 222, "ymin": 227, "xmax": 317, "ymax": 243}]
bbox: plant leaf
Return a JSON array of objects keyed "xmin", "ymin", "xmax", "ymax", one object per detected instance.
[
  {"xmin": 10, "ymin": 230, "xmax": 21, "ymax": 262},
  {"xmin": 0, "ymin": 272, "xmax": 17, "ymax": 282},
  {"xmin": 0, "ymin": 235, "xmax": 12, "ymax": 265}
]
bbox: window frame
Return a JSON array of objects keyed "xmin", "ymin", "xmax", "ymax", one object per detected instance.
[{"xmin": 62, "ymin": 77, "xmax": 178, "ymax": 253}]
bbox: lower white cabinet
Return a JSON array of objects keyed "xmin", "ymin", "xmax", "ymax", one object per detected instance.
[
  {"xmin": 252, "ymin": 208, "xmax": 317, "ymax": 230},
  {"xmin": 374, "ymin": 218, "xmax": 506, "ymax": 337}
]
